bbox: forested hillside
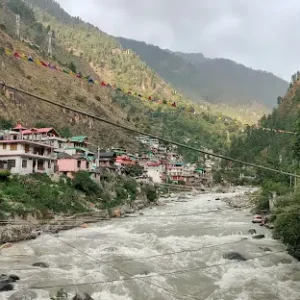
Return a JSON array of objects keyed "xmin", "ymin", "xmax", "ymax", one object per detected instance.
[
  {"xmin": 225, "ymin": 72, "xmax": 300, "ymax": 260},
  {"xmin": 117, "ymin": 37, "xmax": 288, "ymax": 109},
  {"xmin": 0, "ymin": 0, "xmax": 239, "ymax": 162}
]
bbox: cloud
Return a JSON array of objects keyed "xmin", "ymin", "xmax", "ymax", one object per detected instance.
[{"xmin": 57, "ymin": 0, "xmax": 300, "ymax": 80}]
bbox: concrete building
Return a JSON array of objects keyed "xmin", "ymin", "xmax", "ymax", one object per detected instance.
[{"xmin": 0, "ymin": 138, "xmax": 55, "ymax": 175}]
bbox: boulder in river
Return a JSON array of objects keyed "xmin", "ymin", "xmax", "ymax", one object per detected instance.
[
  {"xmin": 8, "ymin": 289, "xmax": 37, "ymax": 300},
  {"xmin": 0, "ymin": 283, "xmax": 13, "ymax": 292},
  {"xmin": 0, "ymin": 274, "xmax": 20, "ymax": 291},
  {"xmin": 32, "ymin": 262, "xmax": 49, "ymax": 268},
  {"xmin": 56, "ymin": 288, "xmax": 68, "ymax": 300},
  {"xmin": 252, "ymin": 234, "xmax": 265, "ymax": 239},
  {"xmin": 223, "ymin": 252, "xmax": 247, "ymax": 261},
  {"xmin": 215, "ymin": 198, "xmax": 221, "ymax": 201},
  {"xmin": 248, "ymin": 229, "xmax": 257, "ymax": 235},
  {"xmin": 73, "ymin": 292, "xmax": 94, "ymax": 300},
  {"xmin": 259, "ymin": 247, "xmax": 272, "ymax": 252},
  {"xmin": 104, "ymin": 247, "xmax": 118, "ymax": 252}
]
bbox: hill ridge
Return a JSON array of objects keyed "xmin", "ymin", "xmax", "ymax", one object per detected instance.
[{"xmin": 116, "ymin": 37, "xmax": 288, "ymax": 109}]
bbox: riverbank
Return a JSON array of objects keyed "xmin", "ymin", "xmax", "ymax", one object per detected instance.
[
  {"xmin": 0, "ymin": 185, "xmax": 242, "ymax": 245},
  {"xmin": 1, "ymin": 186, "xmax": 299, "ymax": 300}
]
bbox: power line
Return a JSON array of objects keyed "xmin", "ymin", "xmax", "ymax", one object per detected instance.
[{"xmin": 3, "ymin": 83, "xmax": 300, "ymax": 179}]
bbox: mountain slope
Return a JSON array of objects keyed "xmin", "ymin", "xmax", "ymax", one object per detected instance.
[
  {"xmin": 117, "ymin": 37, "xmax": 288, "ymax": 108},
  {"xmin": 23, "ymin": 0, "xmax": 183, "ymax": 103},
  {"xmin": 0, "ymin": 0, "xmax": 238, "ymax": 162}
]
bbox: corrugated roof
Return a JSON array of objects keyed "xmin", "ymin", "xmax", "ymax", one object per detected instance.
[
  {"xmin": 22, "ymin": 128, "xmax": 59, "ymax": 135},
  {"xmin": 69, "ymin": 136, "xmax": 87, "ymax": 143},
  {"xmin": 99, "ymin": 152, "xmax": 116, "ymax": 158},
  {"xmin": 65, "ymin": 147, "xmax": 95, "ymax": 154},
  {"xmin": 57, "ymin": 152, "xmax": 73, "ymax": 159}
]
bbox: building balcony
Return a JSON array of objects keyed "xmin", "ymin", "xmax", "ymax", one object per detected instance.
[{"xmin": 0, "ymin": 150, "xmax": 55, "ymax": 159}]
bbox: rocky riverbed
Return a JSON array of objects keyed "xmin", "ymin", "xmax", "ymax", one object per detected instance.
[{"xmin": 2, "ymin": 186, "xmax": 299, "ymax": 300}]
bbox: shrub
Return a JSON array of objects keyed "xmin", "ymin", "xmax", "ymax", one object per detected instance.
[
  {"xmin": 72, "ymin": 171, "xmax": 102, "ymax": 196},
  {"xmin": 0, "ymin": 170, "xmax": 11, "ymax": 180},
  {"xmin": 75, "ymin": 95, "xmax": 86, "ymax": 103},
  {"xmin": 143, "ymin": 184, "xmax": 158, "ymax": 202},
  {"xmin": 123, "ymin": 165, "xmax": 143, "ymax": 177},
  {"xmin": 123, "ymin": 178, "xmax": 138, "ymax": 200}
]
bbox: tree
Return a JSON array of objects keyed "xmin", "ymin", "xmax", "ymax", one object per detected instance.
[
  {"xmin": 277, "ymin": 96, "xmax": 283, "ymax": 105},
  {"xmin": 294, "ymin": 111, "xmax": 300, "ymax": 162},
  {"xmin": 0, "ymin": 118, "xmax": 13, "ymax": 130},
  {"xmin": 68, "ymin": 61, "xmax": 77, "ymax": 73}
]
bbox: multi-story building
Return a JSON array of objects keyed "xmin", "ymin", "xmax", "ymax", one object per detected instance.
[
  {"xmin": 0, "ymin": 131, "xmax": 56, "ymax": 175},
  {"xmin": 20, "ymin": 125, "xmax": 66, "ymax": 150}
]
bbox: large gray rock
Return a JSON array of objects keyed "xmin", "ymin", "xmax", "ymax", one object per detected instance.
[
  {"xmin": 248, "ymin": 229, "xmax": 257, "ymax": 235},
  {"xmin": 223, "ymin": 252, "xmax": 247, "ymax": 261},
  {"xmin": 73, "ymin": 292, "xmax": 94, "ymax": 300},
  {"xmin": 0, "ymin": 283, "xmax": 13, "ymax": 292},
  {"xmin": 0, "ymin": 225, "xmax": 36, "ymax": 243},
  {"xmin": 8, "ymin": 289, "xmax": 37, "ymax": 300},
  {"xmin": 32, "ymin": 262, "xmax": 49, "ymax": 268},
  {"xmin": 252, "ymin": 234, "xmax": 265, "ymax": 239}
]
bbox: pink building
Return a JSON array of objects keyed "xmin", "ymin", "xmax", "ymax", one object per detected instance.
[
  {"xmin": 56, "ymin": 153, "xmax": 100, "ymax": 182},
  {"xmin": 56, "ymin": 153, "xmax": 90, "ymax": 176}
]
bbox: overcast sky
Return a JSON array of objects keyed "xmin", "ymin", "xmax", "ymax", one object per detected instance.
[{"xmin": 57, "ymin": 0, "xmax": 300, "ymax": 81}]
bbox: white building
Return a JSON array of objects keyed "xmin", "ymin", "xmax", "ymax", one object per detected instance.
[
  {"xmin": 144, "ymin": 162, "xmax": 164, "ymax": 183},
  {"xmin": 0, "ymin": 131, "xmax": 56, "ymax": 175},
  {"xmin": 19, "ymin": 125, "xmax": 66, "ymax": 151}
]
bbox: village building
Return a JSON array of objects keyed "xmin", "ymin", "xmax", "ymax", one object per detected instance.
[
  {"xmin": 56, "ymin": 152, "xmax": 101, "ymax": 182},
  {"xmin": 19, "ymin": 124, "xmax": 66, "ymax": 150},
  {"xmin": 144, "ymin": 161, "xmax": 164, "ymax": 183},
  {"xmin": 63, "ymin": 136, "xmax": 96, "ymax": 167},
  {"xmin": 0, "ymin": 130, "xmax": 55, "ymax": 175}
]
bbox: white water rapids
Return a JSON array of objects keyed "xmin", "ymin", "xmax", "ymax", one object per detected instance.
[{"xmin": 1, "ymin": 188, "xmax": 300, "ymax": 300}]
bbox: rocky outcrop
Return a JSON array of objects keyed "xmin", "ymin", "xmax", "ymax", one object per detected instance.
[
  {"xmin": 248, "ymin": 229, "xmax": 257, "ymax": 235},
  {"xmin": 0, "ymin": 225, "xmax": 37, "ymax": 243},
  {"xmin": 223, "ymin": 252, "xmax": 247, "ymax": 261}
]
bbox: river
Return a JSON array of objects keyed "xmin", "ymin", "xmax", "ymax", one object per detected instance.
[{"xmin": 1, "ymin": 188, "xmax": 300, "ymax": 300}]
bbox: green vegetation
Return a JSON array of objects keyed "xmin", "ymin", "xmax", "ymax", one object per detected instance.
[
  {"xmin": 0, "ymin": 174, "xmax": 90, "ymax": 218},
  {"xmin": 142, "ymin": 184, "xmax": 158, "ymax": 202},
  {"xmin": 0, "ymin": 118, "xmax": 13, "ymax": 130},
  {"xmin": 226, "ymin": 78, "xmax": 300, "ymax": 259},
  {"xmin": 0, "ymin": 171, "xmax": 158, "ymax": 219},
  {"xmin": 272, "ymin": 191, "xmax": 300, "ymax": 259}
]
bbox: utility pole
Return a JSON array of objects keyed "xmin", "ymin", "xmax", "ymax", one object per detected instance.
[
  {"xmin": 48, "ymin": 30, "xmax": 52, "ymax": 57},
  {"xmin": 1, "ymin": 0, "xmax": 6, "ymax": 26},
  {"xmin": 97, "ymin": 147, "xmax": 100, "ymax": 167},
  {"xmin": 15, "ymin": 14, "xmax": 20, "ymax": 39}
]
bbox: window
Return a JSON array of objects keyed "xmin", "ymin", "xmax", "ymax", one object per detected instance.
[
  {"xmin": 7, "ymin": 160, "xmax": 16, "ymax": 169},
  {"xmin": 3, "ymin": 144, "xmax": 6, "ymax": 150},
  {"xmin": 22, "ymin": 160, "xmax": 27, "ymax": 168},
  {"xmin": 10, "ymin": 144, "xmax": 17, "ymax": 151},
  {"xmin": 86, "ymin": 162, "xmax": 90, "ymax": 169},
  {"xmin": 24, "ymin": 144, "xmax": 30, "ymax": 153},
  {"xmin": 37, "ymin": 160, "xmax": 44, "ymax": 171},
  {"xmin": 48, "ymin": 161, "xmax": 51, "ymax": 169},
  {"xmin": 77, "ymin": 161, "xmax": 81, "ymax": 168}
]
